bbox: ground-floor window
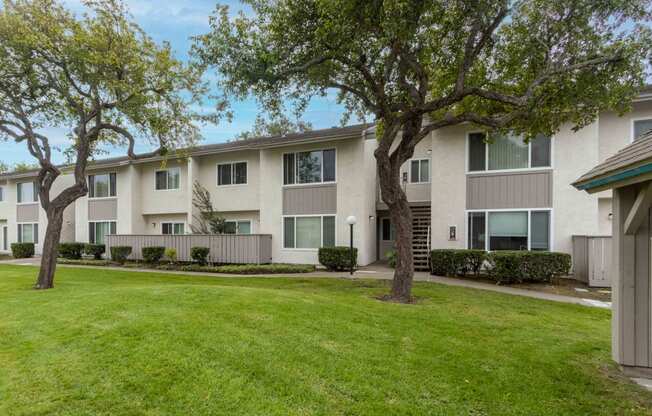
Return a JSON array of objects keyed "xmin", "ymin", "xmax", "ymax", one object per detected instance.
[
  {"xmin": 17, "ymin": 223, "xmax": 38, "ymax": 244},
  {"xmin": 467, "ymin": 210, "xmax": 550, "ymax": 251},
  {"xmin": 89, "ymin": 221, "xmax": 116, "ymax": 245},
  {"xmin": 162, "ymin": 223, "xmax": 185, "ymax": 235},
  {"xmin": 223, "ymin": 220, "xmax": 252, "ymax": 235},
  {"xmin": 283, "ymin": 215, "xmax": 335, "ymax": 249},
  {"xmin": 2, "ymin": 226, "xmax": 7, "ymax": 251}
]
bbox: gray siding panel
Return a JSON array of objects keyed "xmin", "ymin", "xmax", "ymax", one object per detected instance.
[
  {"xmin": 283, "ymin": 184, "xmax": 337, "ymax": 215},
  {"xmin": 466, "ymin": 171, "xmax": 552, "ymax": 209},
  {"xmin": 16, "ymin": 203, "xmax": 39, "ymax": 222},
  {"xmin": 88, "ymin": 199, "xmax": 118, "ymax": 221}
]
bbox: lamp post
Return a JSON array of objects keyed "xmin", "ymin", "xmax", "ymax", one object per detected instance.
[{"xmin": 346, "ymin": 215, "xmax": 357, "ymax": 276}]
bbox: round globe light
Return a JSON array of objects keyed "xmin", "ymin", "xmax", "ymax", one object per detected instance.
[{"xmin": 346, "ymin": 215, "xmax": 357, "ymax": 225}]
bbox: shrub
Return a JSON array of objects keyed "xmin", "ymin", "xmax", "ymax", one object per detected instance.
[
  {"xmin": 58, "ymin": 258, "xmax": 111, "ymax": 267},
  {"xmin": 164, "ymin": 248, "xmax": 177, "ymax": 263},
  {"xmin": 142, "ymin": 246, "xmax": 165, "ymax": 263},
  {"xmin": 11, "ymin": 243, "xmax": 34, "ymax": 259},
  {"xmin": 487, "ymin": 251, "xmax": 572, "ymax": 284},
  {"xmin": 386, "ymin": 250, "xmax": 397, "ymax": 268},
  {"xmin": 190, "ymin": 246, "xmax": 210, "ymax": 265},
  {"xmin": 318, "ymin": 246, "xmax": 358, "ymax": 271},
  {"xmin": 84, "ymin": 244, "xmax": 106, "ymax": 260},
  {"xmin": 58, "ymin": 242, "xmax": 84, "ymax": 260},
  {"xmin": 110, "ymin": 246, "xmax": 132, "ymax": 264},
  {"xmin": 430, "ymin": 249, "xmax": 488, "ymax": 276},
  {"xmin": 157, "ymin": 263, "xmax": 316, "ymax": 274}
]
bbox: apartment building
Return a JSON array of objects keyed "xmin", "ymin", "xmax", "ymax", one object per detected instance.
[{"xmin": 1, "ymin": 89, "xmax": 651, "ymax": 267}]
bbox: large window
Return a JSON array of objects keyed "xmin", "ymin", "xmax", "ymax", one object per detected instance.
[
  {"xmin": 283, "ymin": 215, "xmax": 335, "ymax": 249},
  {"xmin": 18, "ymin": 223, "xmax": 38, "ymax": 244},
  {"xmin": 217, "ymin": 162, "xmax": 247, "ymax": 186},
  {"xmin": 467, "ymin": 210, "xmax": 550, "ymax": 251},
  {"xmin": 89, "ymin": 221, "xmax": 116, "ymax": 245},
  {"xmin": 633, "ymin": 119, "xmax": 652, "ymax": 141},
  {"xmin": 156, "ymin": 168, "xmax": 180, "ymax": 190},
  {"xmin": 283, "ymin": 149, "xmax": 336, "ymax": 185},
  {"xmin": 468, "ymin": 133, "xmax": 551, "ymax": 172},
  {"xmin": 17, "ymin": 182, "xmax": 38, "ymax": 203},
  {"xmin": 223, "ymin": 220, "xmax": 252, "ymax": 235},
  {"xmin": 410, "ymin": 159, "xmax": 430, "ymax": 183},
  {"xmin": 88, "ymin": 173, "xmax": 116, "ymax": 198},
  {"xmin": 162, "ymin": 222, "xmax": 185, "ymax": 235}
]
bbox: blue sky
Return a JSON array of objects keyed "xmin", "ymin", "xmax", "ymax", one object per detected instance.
[{"xmin": 0, "ymin": 0, "xmax": 355, "ymax": 166}]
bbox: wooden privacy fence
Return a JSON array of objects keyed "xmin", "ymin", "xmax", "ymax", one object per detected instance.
[
  {"xmin": 572, "ymin": 235, "xmax": 612, "ymax": 288},
  {"xmin": 106, "ymin": 234, "xmax": 273, "ymax": 264}
]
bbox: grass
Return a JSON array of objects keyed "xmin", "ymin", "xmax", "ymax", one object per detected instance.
[{"xmin": 0, "ymin": 265, "xmax": 650, "ymax": 415}]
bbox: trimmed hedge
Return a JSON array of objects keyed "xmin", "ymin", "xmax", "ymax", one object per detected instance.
[
  {"xmin": 11, "ymin": 243, "xmax": 34, "ymax": 259},
  {"xmin": 142, "ymin": 246, "xmax": 165, "ymax": 263},
  {"xmin": 110, "ymin": 246, "xmax": 132, "ymax": 264},
  {"xmin": 430, "ymin": 249, "xmax": 487, "ymax": 277},
  {"xmin": 487, "ymin": 251, "xmax": 572, "ymax": 284},
  {"xmin": 156, "ymin": 263, "xmax": 316, "ymax": 274},
  {"xmin": 84, "ymin": 244, "xmax": 105, "ymax": 260},
  {"xmin": 58, "ymin": 258, "xmax": 111, "ymax": 267},
  {"xmin": 190, "ymin": 246, "xmax": 210, "ymax": 266},
  {"xmin": 58, "ymin": 243, "xmax": 84, "ymax": 260},
  {"xmin": 318, "ymin": 246, "xmax": 358, "ymax": 271}
]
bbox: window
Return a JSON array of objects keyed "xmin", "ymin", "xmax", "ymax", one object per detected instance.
[
  {"xmin": 89, "ymin": 221, "xmax": 116, "ymax": 245},
  {"xmin": 0, "ymin": 186, "xmax": 3, "ymax": 202},
  {"xmin": 162, "ymin": 222, "xmax": 185, "ymax": 235},
  {"xmin": 17, "ymin": 182, "xmax": 38, "ymax": 203},
  {"xmin": 155, "ymin": 168, "xmax": 180, "ymax": 190},
  {"xmin": 18, "ymin": 223, "xmax": 38, "ymax": 244},
  {"xmin": 381, "ymin": 218, "xmax": 395, "ymax": 241},
  {"xmin": 410, "ymin": 159, "xmax": 430, "ymax": 183},
  {"xmin": 88, "ymin": 173, "xmax": 116, "ymax": 198},
  {"xmin": 467, "ymin": 210, "xmax": 551, "ymax": 251},
  {"xmin": 223, "ymin": 220, "xmax": 251, "ymax": 235},
  {"xmin": 468, "ymin": 133, "xmax": 551, "ymax": 172},
  {"xmin": 283, "ymin": 149, "xmax": 336, "ymax": 185},
  {"xmin": 634, "ymin": 119, "xmax": 652, "ymax": 141},
  {"xmin": 283, "ymin": 215, "xmax": 336, "ymax": 249},
  {"xmin": 217, "ymin": 162, "xmax": 247, "ymax": 186}
]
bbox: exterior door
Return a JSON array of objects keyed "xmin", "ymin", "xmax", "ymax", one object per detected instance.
[{"xmin": 588, "ymin": 237, "xmax": 612, "ymax": 287}]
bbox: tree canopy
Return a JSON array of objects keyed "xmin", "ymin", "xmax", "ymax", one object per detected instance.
[{"xmin": 235, "ymin": 114, "xmax": 312, "ymax": 140}]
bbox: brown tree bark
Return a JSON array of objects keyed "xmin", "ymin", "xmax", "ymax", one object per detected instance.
[{"xmin": 34, "ymin": 207, "xmax": 64, "ymax": 289}]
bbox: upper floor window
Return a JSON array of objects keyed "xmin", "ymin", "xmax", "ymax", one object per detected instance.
[
  {"xmin": 633, "ymin": 119, "xmax": 652, "ymax": 141},
  {"xmin": 410, "ymin": 159, "xmax": 430, "ymax": 183},
  {"xmin": 162, "ymin": 222, "xmax": 185, "ymax": 235},
  {"xmin": 17, "ymin": 182, "xmax": 38, "ymax": 203},
  {"xmin": 88, "ymin": 173, "xmax": 116, "ymax": 198},
  {"xmin": 468, "ymin": 133, "xmax": 551, "ymax": 173},
  {"xmin": 217, "ymin": 162, "xmax": 247, "ymax": 186},
  {"xmin": 283, "ymin": 149, "xmax": 336, "ymax": 185},
  {"xmin": 224, "ymin": 220, "xmax": 252, "ymax": 235},
  {"xmin": 156, "ymin": 168, "xmax": 180, "ymax": 190}
]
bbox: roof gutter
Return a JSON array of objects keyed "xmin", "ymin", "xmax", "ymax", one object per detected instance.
[{"xmin": 574, "ymin": 162, "xmax": 652, "ymax": 191}]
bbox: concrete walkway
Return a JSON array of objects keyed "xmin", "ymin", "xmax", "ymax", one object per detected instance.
[{"xmin": 0, "ymin": 257, "xmax": 610, "ymax": 309}]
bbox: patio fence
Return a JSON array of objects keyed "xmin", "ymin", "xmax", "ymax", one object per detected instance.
[
  {"xmin": 572, "ymin": 235, "xmax": 612, "ymax": 288},
  {"xmin": 105, "ymin": 234, "xmax": 273, "ymax": 264}
]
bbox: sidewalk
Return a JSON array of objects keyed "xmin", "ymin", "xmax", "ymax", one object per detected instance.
[{"xmin": 0, "ymin": 257, "xmax": 610, "ymax": 309}]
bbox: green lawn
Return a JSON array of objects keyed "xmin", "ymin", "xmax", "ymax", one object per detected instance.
[{"xmin": 0, "ymin": 265, "xmax": 650, "ymax": 415}]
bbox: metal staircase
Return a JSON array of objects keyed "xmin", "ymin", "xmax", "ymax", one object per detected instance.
[{"xmin": 411, "ymin": 205, "xmax": 431, "ymax": 271}]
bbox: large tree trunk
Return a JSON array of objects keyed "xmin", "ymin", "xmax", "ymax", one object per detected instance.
[{"xmin": 34, "ymin": 208, "xmax": 64, "ymax": 290}]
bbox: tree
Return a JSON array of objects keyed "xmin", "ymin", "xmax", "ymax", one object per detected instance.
[
  {"xmin": 12, "ymin": 162, "xmax": 39, "ymax": 173},
  {"xmin": 194, "ymin": 0, "xmax": 651, "ymax": 301},
  {"xmin": 235, "ymin": 114, "xmax": 312, "ymax": 140},
  {"xmin": 0, "ymin": 0, "xmax": 209, "ymax": 289},
  {"xmin": 190, "ymin": 181, "xmax": 227, "ymax": 234},
  {"xmin": 0, "ymin": 161, "xmax": 8, "ymax": 173}
]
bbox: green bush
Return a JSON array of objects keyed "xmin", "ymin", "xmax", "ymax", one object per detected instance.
[
  {"xmin": 110, "ymin": 246, "xmax": 132, "ymax": 264},
  {"xmin": 58, "ymin": 258, "xmax": 111, "ymax": 267},
  {"xmin": 142, "ymin": 246, "xmax": 165, "ymax": 263},
  {"xmin": 318, "ymin": 246, "xmax": 358, "ymax": 271},
  {"xmin": 190, "ymin": 246, "xmax": 210, "ymax": 265},
  {"xmin": 165, "ymin": 248, "xmax": 177, "ymax": 263},
  {"xmin": 386, "ymin": 250, "xmax": 397, "ymax": 268},
  {"xmin": 430, "ymin": 249, "xmax": 488, "ymax": 276},
  {"xmin": 11, "ymin": 243, "xmax": 34, "ymax": 259},
  {"xmin": 84, "ymin": 244, "xmax": 105, "ymax": 260},
  {"xmin": 157, "ymin": 263, "xmax": 316, "ymax": 274},
  {"xmin": 487, "ymin": 251, "xmax": 572, "ymax": 284},
  {"xmin": 58, "ymin": 242, "xmax": 84, "ymax": 260}
]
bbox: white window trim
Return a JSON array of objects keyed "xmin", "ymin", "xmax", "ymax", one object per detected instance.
[
  {"xmin": 88, "ymin": 220, "xmax": 117, "ymax": 244},
  {"xmin": 630, "ymin": 117, "xmax": 652, "ymax": 143},
  {"xmin": 217, "ymin": 161, "xmax": 248, "ymax": 187},
  {"xmin": 465, "ymin": 131, "xmax": 554, "ymax": 175},
  {"xmin": 88, "ymin": 172, "xmax": 117, "ymax": 199},
  {"xmin": 408, "ymin": 158, "xmax": 431, "ymax": 184},
  {"xmin": 155, "ymin": 167, "xmax": 181, "ymax": 191},
  {"xmin": 223, "ymin": 219, "xmax": 254, "ymax": 235},
  {"xmin": 465, "ymin": 208, "xmax": 554, "ymax": 252},
  {"xmin": 16, "ymin": 182, "xmax": 38, "ymax": 205},
  {"xmin": 17, "ymin": 222, "xmax": 39, "ymax": 244},
  {"xmin": 161, "ymin": 222, "xmax": 186, "ymax": 235},
  {"xmin": 282, "ymin": 148, "xmax": 337, "ymax": 187},
  {"xmin": 281, "ymin": 214, "xmax": 337, "ymax": 251}
]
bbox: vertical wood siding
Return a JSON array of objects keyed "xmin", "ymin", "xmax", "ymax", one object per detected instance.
[
  {"xmin": 88, "ymin": 199, "xmax": 118, "ymax": 221},
  {"xmin": 572, "ymin": 235, "xmax": 612, "ymax": 287},
  {"xmin": 282, "ymin": 184, "xmax": 337, "ymax": 215},
  {"xmin": 466, "ymin": 171, "xmax": 552, "ymax": 209},
  {"xmin": 105, "ymin": 234, "xmax": 273, "ymax": 264},
  {"xmin": 16, "ymin": 203, "xmax": 39, "ymax": 222}
]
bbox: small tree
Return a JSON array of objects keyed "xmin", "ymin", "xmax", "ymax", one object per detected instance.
[
  {"xmin": 235, "ymin": 114, "xmax": 312, "ymax": 140},
  {"xmin": 195, "ymin": 0, "xmax": 651, "ymax": 302},
  {"xmin": 0, "ymin": 0, "xmax": 209, "ymax": 289},
  {"xmin": 191, "ymin": 181, "xmax": 226, "ymax": 234}
]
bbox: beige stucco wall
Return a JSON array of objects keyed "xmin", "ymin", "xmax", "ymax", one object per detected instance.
[
  {"xmin": 141, "ymin": 213, "xmax": 189, "ymax": 235},
  {"xmin": 598, "ymin": 197, "xmax": 613, "ymax": 235},
  {"xmin": 139, "ymin": 158, "xmax": 189, "ymax": 215}
]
